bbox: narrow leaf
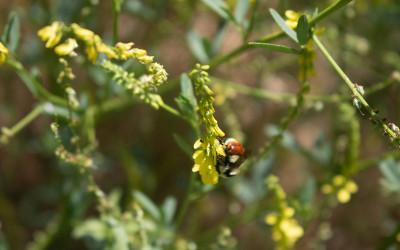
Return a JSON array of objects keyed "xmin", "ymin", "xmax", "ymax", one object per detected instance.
[
  {"xmin": 248, "ymin": 42, "xmax": 300, "ymax": 54},
  {"xmin": 186, "ymin": 31, "xmax": 209, "ymax": 63},
  {"xmin": 269, "ymin": 8, "xmax": 298, "ymax": 43},
  {"xmin": 1, "ymin": 12, "xmax": 20, "ymax": 52},
  {"xmin": 234, "ymin": 0, "xmax": 249, "ymax": 24},
  {"xmin": 161, "ymin": 196, "xmax": 177, "ymax": 225},
  {"xmin": 202, "ymin": 0, "xmax": 236, "ymax": 23},
  {"xmin": 180, "ymin": 73, "xmax": 197, "ymax": 107},
  {"xmin": 133, "ymin": 191, "xmax": 161, "ymax": 220},
  {"xmin": 296, "ymin": 15, "xmax": 310, "ymax": 45}
]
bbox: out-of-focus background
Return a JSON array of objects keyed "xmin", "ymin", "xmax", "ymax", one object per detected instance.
[{"xmin": 0, "ymin": 0, "xmax": 400, "ymax": 249}]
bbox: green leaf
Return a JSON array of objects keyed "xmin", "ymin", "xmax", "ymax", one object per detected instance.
[
  {"xmin": 161, "ymin": 196, "xmax": 177, "ymax": 225},
  {"xmin": 296, "ymin": 15, "xmax": 310, "ymax": 45},
  {"xmin": 73, "ymin": 219, "xmax": 109, "ymax": 241},
  {"xmin": 269, "ymin": 8, "xmax": 298, "ymax": 43},
  {"xmin": 176, "ymin": 74, "xmax": 199, "ymax": 127},
  {"xmin": 1, "ymin": 12, "xmax": 20, "ymax": 53},
  {"xmin": 212, "ymin": 24, "xmax": 227, "ymax": 55},
  {"xmin": 133, "ymin": 191, "xmax": 161, "ymax": 221},
  {"xmin": 110, "ymin": 220, "xmax": 130, "ymax": 250},
  {"xmin": 180, "ymin": 73, "xmax": 197, "ymax": 107},
  {"xmin": 234, "ymin": 0, "xmax": 249, "ymax": 24},
  {"xmin": 248, "ymin": 42, "xmax": 300, "ymax": 54},
  {"xmin": 201, "ymin": 0, "xmax": 236, "ymax": 23},
  {"xmin": 186, "ymin": 30, "xmax": 209, "ymax": 63},
  {"xmin": 379, "ymin": 158, "xmax": 400, "ymax": 193}
]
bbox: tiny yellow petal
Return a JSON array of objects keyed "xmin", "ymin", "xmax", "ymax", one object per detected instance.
[
  {"xmin": 38, "ymin": 22, "xmax": 63, "ymax": 48},
  {"xmin": 54, "ymin": 38, "xmax": 78, "ymax": 56},
  {"xmin": 192, "ymin": 164, "xmax": 200, "ymax": 172},
  {"xmin": 285, "ymin": 10, "xmax": 299, "ymax": 20},
  {"xmin": 0, "ymin": 42, "xmax": 8, "ymax": 64},
  {"xmin": 86, "ymin": 45, "xmax": 98, "ymax": 63},
  {"xmin": 192, "ymin": 150, "xmax": 204, "ymax": 160},
  {"xmin": 333, "ymin": 175, "xmax": 346, "ymax": 187},
  {"xmin": 194, "ymin": 139, "xmax": 202, "ymax": 149},
  {"xmin": 345, "ymin": 181, "xmax": 358, "ymax": 193},
  {"xmin": 337, "ymin": 189, "xmax": 351, "ymax": 203},
  {"xmin": 71, "ymin": 23, "xmax": 95, "ymax": 42},
  {"xmin": 97, "ymin": 43, "xmax": 117, "ymax": 59},
  {"xmin": 321, "ymin": 184, "xmax": 333, "ymax": 194},
  {"xmin": 265, "ymin": 213, "xmax": 278, "ymax": 225},
  {"xmin": 283, "ymin": 207, "xmax": 295, "ymax": 217}
]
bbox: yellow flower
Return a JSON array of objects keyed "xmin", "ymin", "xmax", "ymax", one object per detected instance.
[
  {"xmin": 0, "ymin": 42, "xmax": 8, "ymax": 64},
  {"xmin": 84, "ymin": 45, "xmax": 97, "ymax": 62},
  {"xmin": 265, "ymin": 175, "xmax": 304, "ymax": 249},
  {"xmin": 97, "ymin": 43, "xmax": 118, "ymax": 59},
  {"xmin": 332, "ymin": 175, "xmax": 346, "ymax": 186},
  {"xmin": 285, "ymin": 10, "xmax": 300, "ymax": 29},
  {"xmin": 345, "ymin": 180, "xmax": 358, "ymax": 193},
  {"xmin": 321, "ymin": 184, "xmax": 333, "ymax": 194},
  {"xmin": 54, "ymin": 38, "xmax": 78, "ymax": 56},
  {"xmin": 323, "ymin": 176, "xmax": 358, "ymax": 204},
  {"xmin": 71, "ymin": 23, "xmax": 95, "ymax": 42},
  {"xmin": 38, "ymin": 21, "xmax": 64, "ymax": 48},
  {"xmin": 115, "ymin": 42, "xmax": 154, "ymax": 63},
  {"xmin": 265, "ymin": 213, "xmax": 278, "ymax": 225},
  {"xmin": 337, "ymin": 189, "xmax": 351, "ymax": 204},
  {"xmin": 192, "ymin": 138, "xmax": 224, "ymax": 185}
]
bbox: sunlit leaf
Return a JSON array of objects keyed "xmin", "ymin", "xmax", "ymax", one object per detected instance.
[
  {"xmin": 133, "ymin": 191, "xmax": 161, "ymax": 221},
  {"xmin": 269, "ymin": 8, "xmax": 298, "ymax": 43},
  {"xmin": 186, "ymin": 30, "xmax": 209, "ymax": 63}
]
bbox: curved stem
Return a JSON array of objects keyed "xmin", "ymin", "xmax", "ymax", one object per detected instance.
[
  {"xmin": 313, "ymin": 34, "xmax": 399, "ymax": 142},
  {"xmin": 160, "ymin": 102, "xmax": 181, "ymax": 117},
  {"xmin": 1, "ymin": 104, "xmax": 44, "ymax": 144}
]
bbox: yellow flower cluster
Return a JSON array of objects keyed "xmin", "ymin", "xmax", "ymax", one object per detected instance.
[
  {"xmin": 190, "ymin": 64, "xmax": 226, "ymax": 185},
  {"xmin": 190, "ymin": 64, "xmax": 225, "ymax": 138},
  {"xmin": 38, "ymin": 21, "xmax": 64, "ymax": 48},
  {"xmin": 0, "ymin": 42, "xmax": 9, "ymax": 65},
  {"xmin": 192, "ymin": 138, "xmax": 225, "ymax": 185},
  {"xmin": 265, "ymin": 175, "xmax": 304, "ymax": 250},
  {"xmin": 321, "ymin": 175, "xmax": 358, "ymax": 204},
  {"xmin": 37, "ymin": 22, "xmax": 168, "ymax": 109},
  {"xmin": 37, "ymin": 22, "xmax": 162, "ymax": 68}
]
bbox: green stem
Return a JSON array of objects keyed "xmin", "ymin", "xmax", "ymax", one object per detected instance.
[
  {"xmin": 7, "ymin": 104, "xmax": 43, "ymax": 135},
  {"xmin": 209, "ymin": 0, "xmax": 353, "ymax": 67},
  {"xmin": 112, "ymin": 5, "xmax": 120, "ymax": 44},
  {"xmin": 160, "ymin": 102, "xmax": 181, "ymax": 117},
  {"xmin": 310, "ymin": 0, "xmax": 353, "ymax": 25},
  {"xmin": 313, "ymin": 35, "xmax": 399, "ymax": 141},
  {"xmin": 1, "ymin": 104, "xmax": 44, "ymax": 143}
]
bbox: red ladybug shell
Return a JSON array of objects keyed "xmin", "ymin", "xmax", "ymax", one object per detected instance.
[{"xmin": 224, "ymin": 138, "xmax": 245, "ymax": 156}]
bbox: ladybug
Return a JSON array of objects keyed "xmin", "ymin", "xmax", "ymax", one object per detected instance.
[{"xmin": 216, "ymin": 137, "xmax": 246, "ymax": 177}]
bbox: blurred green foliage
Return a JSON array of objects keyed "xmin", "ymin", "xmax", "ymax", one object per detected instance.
[{"xmin": 0, "ymin": 0, "xmax": 400, "ymax": 250}]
